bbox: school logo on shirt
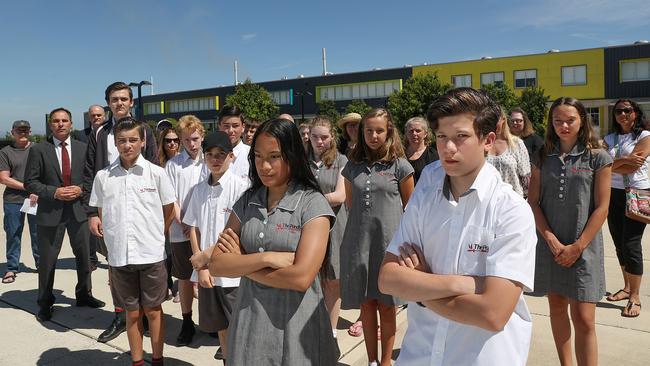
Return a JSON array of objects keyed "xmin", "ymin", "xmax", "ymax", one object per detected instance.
[
  {"xmin": 571, "ymin": 166, "xmax": 593, "ymax": 174},
  {"xmin": 275, "ymin": 223, "xmax": 301, "ymax": 234},
  {"xmin": 467, "ymin": 243, "xmax": 489, "ymax": 253},
  {"xmin": 139, "ymin": 187, "xmax": 157, "ymax": 193},
  {"xmin": 222, "ymin": 207, "xmax": 233, "ymax": 214},
  {"xmin": 377, "ymin": 171, "xmax": 395, "ymax": 179}
]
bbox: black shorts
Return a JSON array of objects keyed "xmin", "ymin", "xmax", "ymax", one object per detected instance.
[
  {"xmin": 198, "ymin": 286, "xmax": 239, "ymax": 332},
  {"xmin": 171, "ymin": 241, "xmax": 193, "ymax": 280}
]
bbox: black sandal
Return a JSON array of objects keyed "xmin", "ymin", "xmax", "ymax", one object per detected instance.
[
  {"xmin": 622, "ymin": 301, "xmax": 642, "ymax": 318},
  {"xmin": 606, "ymin": 289, "xmax": 630, "ymax": 302}
]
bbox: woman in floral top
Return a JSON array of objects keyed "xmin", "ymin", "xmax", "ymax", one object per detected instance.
[{"xmin": 487, "ymin": 110, "xmax": 531, "ymax": 197}]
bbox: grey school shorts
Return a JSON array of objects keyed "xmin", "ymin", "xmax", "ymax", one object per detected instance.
[
  {"xmin": 109, "ymin": 260, "xmax": 168, "ymax": 311},
  {"xmin": 199, "ymin": 286, "xmax": 239, "ymax": 332}
]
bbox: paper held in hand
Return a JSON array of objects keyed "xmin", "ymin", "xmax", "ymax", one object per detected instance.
[{"xmin": 20, "ymin": 198, "xmax": 37, "ymax": 215}]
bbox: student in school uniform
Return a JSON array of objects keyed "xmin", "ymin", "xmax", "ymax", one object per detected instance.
[
  {"xmin": 208, "ymin": 119, "xmax": 339, "ymax": 365},
  {"xmin": 183, "ymin": 131, "xmax": 249, "ymax": 362},
  {"xmin": 379, "ymin": 88, "xmax": 537, "ymax": 366},
  {"xmin": 218, "ymin": 105, "xmax": 250, "ymax": 181},
  {"xmin": 529, "ymin": 97, "xmax": 612, "ymax": 365},
  {"xmin": 340, "ymin": 108, "xmax": 414, "ymax": 366},
  {"xmin": 89, "ymin": 118, "xmax": 176, "ymax": 366},
  {"xmin": 165, "ymin": 115, "xmax": 209, "ymax": 346}
]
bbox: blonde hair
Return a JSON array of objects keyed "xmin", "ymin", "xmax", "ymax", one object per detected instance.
[
  {"xmin": 350, "ymin": 108, "xmax": 405, "ymax": 163},
  {"xmin": 307, "ymin": 116, "xmax": 339, "ymax": 167},
  {"xmin": 403, "ymin": 116, "xmax": 432, "ymax": 148},
  {"xmin": 497, "ymin": 110, "xmax": 518, "ymax": 149},
  {"xmin": 177, "ymin": 115, "xmax": 205, "ymax": 137}
]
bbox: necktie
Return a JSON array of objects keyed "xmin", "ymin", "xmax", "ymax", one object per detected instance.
[{"xmin": 60, "ymin": 141, "xmax": 71, "ymax": 186}]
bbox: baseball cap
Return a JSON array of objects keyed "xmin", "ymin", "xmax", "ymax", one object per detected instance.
[
  {"xmin": 12, "ymin": 120, "xmax": 31, "ymax": 129},
  {"xmin": 203, "ymin": 131, "xmax": 233, "ymax": 153}
]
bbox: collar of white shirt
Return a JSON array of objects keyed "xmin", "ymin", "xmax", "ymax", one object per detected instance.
[
  {"xmin": 434, "ymin": 162, "xmax": 500, "ymax": 203},
  {"xmin": 208, "ymin": 169, "xmax": 234, "ymax": 186},
  {"xmin": 180, "ymin": 149, "xmax": 203, "ymax": 164},
  {"xmin": 52, "ymin": 135, "xmax": 72, "ymax": 147},
  {"xmin": 108, "ymin": 153, "xmax": 147, "ymax": 172}
]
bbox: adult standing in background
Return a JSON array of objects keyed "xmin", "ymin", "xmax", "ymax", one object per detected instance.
[
  {"xmin": 25, "ymin": 108, "xmax": 105, "ymax": 322},
  {"xmin": 509, "ymin": 107, "xmax": 543, "ymax": 162},
  {"xmin": 73, "ymin": 105, "xmax": 106, "ymax": 144},
  {"xmin": 85, "ymin": 81, "xmax": 159, "ymax": 343},
  {"xmin": 0, "ymin": 120, "xmax": 39, "ymax": 284},
  {"xmin": 603, "ymin": 99, "xmax": 650, "ymax": 318},
  {"xmin": 487, "ymin": 111, "xmax": 530, "ymax": 198},
  {"xmin": 403, "ymin": 117, "xmax": 438, "ymax": 184},
  {"xmin": 337, "ymin": 113, "xmax": 361, "ymax": 157}
]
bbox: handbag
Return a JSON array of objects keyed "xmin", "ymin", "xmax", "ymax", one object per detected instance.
[{"xmin": 615, "ymin": 134, "xmax": 650, "ymax": 224}]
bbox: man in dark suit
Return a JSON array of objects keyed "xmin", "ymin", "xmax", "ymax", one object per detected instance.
[
  {"xmin": 73, "ymin": 104, "xmax": 106, "ymax": 144},
  {"xmin": 24, "ymin": 107, "xmax": 105, "ymax": 322}
]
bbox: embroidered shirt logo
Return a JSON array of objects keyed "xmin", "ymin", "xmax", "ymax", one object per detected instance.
[
  {"xmin": 222, "ymin": 207, "xmax": 233, "ymax": 214},
  {"xmin": 139, "ymin": 187, "xmax": 157, "ymax": 193},
  {"xmin": 571, "ymin": 166, "xmax": 592, "ymax": 174},
  {"xmin": 275, "ymin": 223, "xmax": 301, "ymax": 234},
  {"xmin": 467, "ymin": 243, "xmax": 489, "ymax": 253}
]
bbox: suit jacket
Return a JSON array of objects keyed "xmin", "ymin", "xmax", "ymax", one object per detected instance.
[
  {"xmin": 72, "ymin": 127, "xmax": 92, "ymax": 144},
  {"xmin": 83, "ymin": 118, "xmax": 158, "ymax": 217},
  {"xmin": 24, "ymin": 136, "xmax": 88, "ymax": 226}
]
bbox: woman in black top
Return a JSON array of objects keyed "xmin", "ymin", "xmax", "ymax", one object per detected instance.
[
  {"xmin": 403, "ymin": 117, "xmax": 438, "ymax": 184},
  {"xmin": 509, "ymin": 107, "xmax": 543, "ymax": 161}
]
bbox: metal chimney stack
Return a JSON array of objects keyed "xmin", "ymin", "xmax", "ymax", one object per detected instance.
[
  {"xmin": 234, "ymin": 60, "xmax": 239, "ymax": 85},
  {"xmin": 322, "ymin": 48, "xmax": 327, "ymax": 76}
]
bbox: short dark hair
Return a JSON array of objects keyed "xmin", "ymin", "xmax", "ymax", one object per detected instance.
[
  {"xmin": 427, "ymin": 87, "xmax": 500, "ymax": 139},
  {"xmin": 611, "ymin": 98, "xmax": 646, "ymax": 138},
  {"xmin": 49, "ymin": 107, "xmax": 72, "ymax": 122},
  {"xmin": 248, "ymin": 118, "xmax": 321, "ymax": 193},
  {"xmin": 113, "ymin": 116, "xmax": 145, "ymax": 141},
  {"xmin": 104, "ymin": 82, "xmax": 133, "ymax": 103},
  {"xmin": 218, "ymin": 105, "xmax": 243, "ymax": 123}
]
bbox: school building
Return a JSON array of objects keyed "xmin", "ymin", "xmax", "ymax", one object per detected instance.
[{"xmin": 135, "ymin": 41, "xmax": 650, "ymax": 136}]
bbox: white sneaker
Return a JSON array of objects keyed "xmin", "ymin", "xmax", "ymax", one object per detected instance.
[{"xmin": 369, "ymin": 362, "xmax": 378, "ymax": 366}]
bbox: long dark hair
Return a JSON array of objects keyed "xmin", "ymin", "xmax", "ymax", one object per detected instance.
[
  {"xmin": 611, "ymin": 99, "xmax": 646, "ymax": 138},
  {"xmin": 248, "ymin": 118, "xmax": 322, "ymax": 193}
]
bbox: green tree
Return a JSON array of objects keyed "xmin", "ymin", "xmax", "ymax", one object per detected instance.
[
  {"xmin": 316, "ymin": 100, "xmax": 340, "ymax": 124},
  {"xmin": 481, "ymin": 83, "xmax": 518, "ymax": 111},
  {"xmin": 345, "ymin": 99, "xmax": 372, "ymax": 116},
  {"xmin": 387, "ymin": 72, "xmax": 450, "ymax": 131},
  {"xmin": 518, "ymin": 86, "xmax": 550, "ymax": 136},
  {"xmin": 225, "ymin": 78, "xmax": 279, "ymax": 121}
]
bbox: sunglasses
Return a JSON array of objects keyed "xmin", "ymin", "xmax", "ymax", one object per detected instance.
[
  {"xmin": 164, "ymin": 138, "xmax": 179, "ymax": 144},
  {"xmin": 614, "ymin": 107, "xmax": 634, "ymax": 115}
]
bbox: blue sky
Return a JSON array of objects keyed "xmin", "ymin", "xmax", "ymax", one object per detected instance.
[{"xmin": 1, "ymin": 0, "xmax": 648, "ymax": 134}]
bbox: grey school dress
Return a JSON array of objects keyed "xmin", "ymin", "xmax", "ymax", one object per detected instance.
[
  {"xmin": 533, "ymin": 144, "xmax": 612, "ymax": 302},
  {"xmin": 340, "ymin": 158, "xmax": 413, "ymax": 309},
  {"xmin": 227, "ymin": 183, "xmax": 339, "ymax": 366},
  {"xmin": 309, "ymin": 152, "xmax": 348, "ymax": 280}
]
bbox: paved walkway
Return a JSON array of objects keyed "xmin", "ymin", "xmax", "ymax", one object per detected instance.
[{"xmin": 0, "ymin": 211, "xmax": 648, "ymax": 365}]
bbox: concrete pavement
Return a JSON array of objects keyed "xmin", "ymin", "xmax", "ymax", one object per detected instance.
[{"xmin": 0, "ymin": 210, "xmax": 648, "ymax": 365}]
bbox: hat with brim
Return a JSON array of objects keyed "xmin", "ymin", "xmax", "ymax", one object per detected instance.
[
  {"xmin": 203, "ymin": 131, "xmax": 233, "ymax": 153},
  {"xmin": 337, "ymin": 112, "xmax": 362, "ymax": 129},
  {"xmin": 156, "ymin": 119, "xmax": 173, "ymax": 130},
  {"xmin": 12, "ymin": 120, "xmax": 30, "ymax": 129}
]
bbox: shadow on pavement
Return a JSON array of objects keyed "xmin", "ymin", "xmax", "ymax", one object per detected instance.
[{"xmin": 37, "ymin": 347, "xmax": 194, "ymax": 366}]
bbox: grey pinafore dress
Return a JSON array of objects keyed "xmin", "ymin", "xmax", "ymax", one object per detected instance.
[
  {"xmin": 227, "ymin": 183, "xmax": 339, "ymax": 365},
  {"xmin": 309, "ymin": 152, "xmax": 348, "ymax": 280},
  {"xmin": 340, "ymin": 158, "xmax": 413, "ymax": 308},
  {"xmin": 533, "ymin": 144, "xmax": 612, "ymax": 302}
]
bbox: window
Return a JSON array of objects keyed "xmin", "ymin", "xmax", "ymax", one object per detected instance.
[
  {"xmin": 271, "ymin": 90, "xmax": 292, "ymax": 105},
  {"xmin": 144, "ymin": 102, "xmax": 161, "ymax": 115},
  {"xmin": 562, "ymin": 65, "xmax": 587, "ymax": 85},
  {"xmin": 480, "ymin": 72, "xmax": 504, "ymax": 86},
  {"xmin": 316, "ymin": 80, "xmax": 401, "ymax": 101},
  {"xmin": 586, "ymin": 107, "xmax": 599, "ymax": 126},
  {"xmin": 168, "ymin": 97, "xmax": 216, "ymax": 113},
  {"xmin": 621, "ymin": 59, "xmax": 650, "ymax": 82},
  {"xmin": 514, "ymin": 69, "xmax": 537, "ymax": 88},
  {"xmin": 452, "ymin": 74, "xmax": 472, "ymax": 88}
]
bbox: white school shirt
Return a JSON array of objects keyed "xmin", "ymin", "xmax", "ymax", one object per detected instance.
[
  {"xmin": 230, "ymin": 141, "xmax": 251, "ymax": 181},
  {"xmin": 165, "ymin": 150, "xmax": 210, "ymax": 243},
  {"xmin": 52, "ymin": 135, "xmax": 72, "ymax": 174},
  {"xmin": 105, "ymin": 118, "xmax": 120, "ymax": 165},
  {"xmin": 89, "ymin": 154, "xmax": 176, "ymax": 267},
  {"xmin": 387, "ymin": 161, "xmax": 537, "ymax": 366},
  {"xmin": 182, "ymin": 170, "xmax": 250, "ymax": 287}
]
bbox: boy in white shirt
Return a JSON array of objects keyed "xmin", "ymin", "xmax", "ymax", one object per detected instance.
[
  {"xmin": 183, "ymin": 131, "xmax": 249, "ymax": 362},
  {"xmin": 89, "ymin": 118, "xmax": 176, "ymax": 366},
  {"xmin": 379, "ymin": 88, "xmax": 537, "ymax": 366}
]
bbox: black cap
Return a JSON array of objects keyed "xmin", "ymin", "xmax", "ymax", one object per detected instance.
[
  {"xmin": 156, "ymin": 119, "xmax": 173, "ymax": 131},
  {"xmin": 12, "ymin": 120, "xmax": 30, "ymax": 129},
  {"xmin": 203, "ymin": 131, "xmax": 233, "ymax": 153}
]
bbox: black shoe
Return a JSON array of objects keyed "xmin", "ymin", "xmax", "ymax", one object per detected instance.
[
  {"xmin": 76, "ymin": 296, "xmax": 106, "ymax": 308},
  {"xmin": 36, "ymin": 306, "xmax": 53, "ymax": 322},
  {"xmin": 176, "ymin": 319, "xmax": 195, "ymax": 346},
  {"xmin": 214, "ymin": 347, "xmax": 224, "ymax": 360},
  {"xmin": 98, "ymin": 314, "xmax": 126, "ymax": 343}
]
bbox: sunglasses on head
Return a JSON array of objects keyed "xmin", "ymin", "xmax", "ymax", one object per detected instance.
[
  {"xmin": 614, "ymin": 107, "xmax": 634, "ymax": 115},
  {"xmin": 164, "ymin": 138, "xmax": 179, "ymax": 143}
]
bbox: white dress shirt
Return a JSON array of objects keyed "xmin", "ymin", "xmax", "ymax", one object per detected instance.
[
  {"xmin": 89, "ymin": 154, "xmax": 176, "ymax": 267},
  {"xmin": 230, "ymin": 141, "xmax": 251, "ymax": 181},
  {"xmin": 165, "ymin": 150, "xmax": 210, "ymax": 243},
  {"xmin": 106, "ymin": 118, "xmax": 120, "ymax": 165},
  {"xmin": 52, "ymin": 135, "xmax": 72, "ymax": 175},
  {"xmin": 387, "ymin": 161, "xmax": 537, "ymax": 366},
  {"xmin": 183, "ymin": 170, "xmax": 250, "ymax": 287}
]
